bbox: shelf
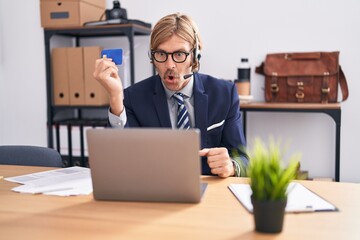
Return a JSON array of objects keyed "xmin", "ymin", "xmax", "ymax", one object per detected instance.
[
  {"xmin": 53, "ymin": 119, "xmax": 108, "ymax": 126},
  {"xmin": 240, "ymin": 102, "xmax": 342, "ymax": 181},
  {"xmin": 44, "ymin": 23, "xmax": 151, "ymax": 38},
  {"xmin": 44, "ymin": 24, "xmax": 152, "ymax": 167}
]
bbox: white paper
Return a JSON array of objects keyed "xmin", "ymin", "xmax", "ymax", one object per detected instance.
[
  {"xmin": 5, "ymin": 166, "xmax": 93, "ymax": 196},
  {"xmin": 228, "ymin": 182, "xmax": 337, "ymax": 213}
]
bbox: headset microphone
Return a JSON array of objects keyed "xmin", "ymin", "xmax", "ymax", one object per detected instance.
[{"xmin": 183, "ymin": 73, "xmax": 193, "ymax": 79}]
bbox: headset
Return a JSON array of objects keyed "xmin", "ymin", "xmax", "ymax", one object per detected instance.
[
  {"xmin": 149, "ymin": 26, "xmax": 201, "ymax": 64},
  {"xmin": 183, "ymin": 29, "xmax": 201, "ymax": 79},
  {"xmin": 149, "ymin": 15, "xmax": 201, "ymax": 79},
  {"xmin": 193, "ymin": 30, "xmax": 201, "ymax": 65}
]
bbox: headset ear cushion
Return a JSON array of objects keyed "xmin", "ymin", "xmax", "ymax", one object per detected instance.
[{"xmin": 193, "ymin": 48, "xmax": 200, "ymax": 63}]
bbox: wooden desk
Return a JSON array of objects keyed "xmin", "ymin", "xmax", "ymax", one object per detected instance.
[
  {"xmin": 1, "ymin": 165, "xmax": 359, "ymax": 240},
  {"xmin": 240, "ymin": 102, "xmax": 341, "ymax": 181}
]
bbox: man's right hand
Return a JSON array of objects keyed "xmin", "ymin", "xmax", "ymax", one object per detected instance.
[{"xmin": 93, "ymin": 58, "xmax": 124, "ymax": 116}]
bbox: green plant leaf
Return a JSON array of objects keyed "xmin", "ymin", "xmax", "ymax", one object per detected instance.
[{"xmin": 246, "ymin": 137, "xmax": 301, "ymax": 201}]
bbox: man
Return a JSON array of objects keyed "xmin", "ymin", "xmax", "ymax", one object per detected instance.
[{"xmin": 93, "ymin": 13, "xmax": 248, "ymax": 177}]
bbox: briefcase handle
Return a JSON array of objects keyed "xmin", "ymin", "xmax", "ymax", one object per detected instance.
[{"xmin": 338, "ymin": 66, "xmax": 349, "ymax": 102}]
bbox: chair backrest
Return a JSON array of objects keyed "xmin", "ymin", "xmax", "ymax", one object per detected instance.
[{"xmin": 0, "ymin": 145, "xmax": 62, "ymax": 167}]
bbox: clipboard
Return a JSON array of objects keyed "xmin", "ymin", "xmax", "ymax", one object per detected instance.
[{"xmin": 228, "ymin": 182, "xmax": 338, "ymax": 213}]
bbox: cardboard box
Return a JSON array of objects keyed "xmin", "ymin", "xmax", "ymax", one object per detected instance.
[
  {"xmin": 83, "ymin": 46, "xmax": 109, "ymax": 106},
  {"xmin": 40, "ymin": 0, "xmax": 105, "ymax": 28}
]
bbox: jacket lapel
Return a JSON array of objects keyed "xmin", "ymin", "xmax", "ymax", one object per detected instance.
[
  {"xmin": 153, "ymin": 76, "xmax": 172, "ymax": 128},
  {"xmin": 193, "ymin": 74, "xmax": 208, "ymax": 148}
]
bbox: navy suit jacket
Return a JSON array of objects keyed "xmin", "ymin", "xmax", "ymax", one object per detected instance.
[{"xmin": 123, "ymin": 73, "xmax": 248, "ymax": 175}]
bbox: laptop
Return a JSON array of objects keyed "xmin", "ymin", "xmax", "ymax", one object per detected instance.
[{"xmin": 86, "ymin": 128, "xmax": 206, "ymax": 203}]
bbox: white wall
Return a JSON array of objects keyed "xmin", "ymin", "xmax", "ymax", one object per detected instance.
[
  {"xmin": 0, "ymin": 0, "xmax": 47, "ymax": 145},
  {"xmin": 0, "ymin": 0, "xmax": 359, "ymax": 182}
]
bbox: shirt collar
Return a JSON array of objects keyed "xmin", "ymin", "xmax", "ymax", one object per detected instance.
[{"xmin": 162, "ymin": 77, "xmax": 194, "ymax": 100}]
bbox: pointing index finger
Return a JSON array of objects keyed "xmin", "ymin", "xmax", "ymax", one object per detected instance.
[{"xmin": 199, "ymin": 148, "xmax": 210, "ymax": 156}]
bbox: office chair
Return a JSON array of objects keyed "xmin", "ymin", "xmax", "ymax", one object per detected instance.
[{"xmin": 0, "ymin": 145, "xmax": 62, "ymax": 167}]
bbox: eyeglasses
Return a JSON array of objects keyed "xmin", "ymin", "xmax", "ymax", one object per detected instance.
[{"xmin": 151, "ymin": 49, "xmax": 194, "ymax": 63}]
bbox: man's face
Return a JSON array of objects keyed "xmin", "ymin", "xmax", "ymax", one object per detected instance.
[{"xmin": 153, "ymin": 34, "xmax": 193, "ymax": 91}]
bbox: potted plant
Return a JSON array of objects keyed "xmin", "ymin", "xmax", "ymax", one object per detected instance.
[{"xmin": 246, "ymin": 138, "xmax": 301, "ymax": 233}]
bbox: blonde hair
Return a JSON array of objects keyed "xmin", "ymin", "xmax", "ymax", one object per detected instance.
[{"xmin": 150, "ymin": 13, "xmax": 202, "ymax": 71}]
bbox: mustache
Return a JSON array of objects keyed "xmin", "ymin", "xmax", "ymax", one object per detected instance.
[{"xmin": 164, "ymin": 70, "xmax": 180, "ymax": 79}]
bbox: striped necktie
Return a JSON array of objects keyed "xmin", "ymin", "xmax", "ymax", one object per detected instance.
[{"xmin": 173, "ymin": 92, "xmax": 190, "ymax": 129}]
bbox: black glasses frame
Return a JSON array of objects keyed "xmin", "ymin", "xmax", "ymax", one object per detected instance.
[{"xmin": 151, "ymin": 49, "xmax": 194, "ymax": 63}]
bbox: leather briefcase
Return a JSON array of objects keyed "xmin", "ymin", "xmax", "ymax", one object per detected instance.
[{"xmin": 255, "ymin": 51, "xmax": 349, "ymax": 103}]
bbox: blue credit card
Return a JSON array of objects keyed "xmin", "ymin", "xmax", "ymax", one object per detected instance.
[{"xmin": 101, "ymin": 48, "xmax": 123, "ymax": 65}]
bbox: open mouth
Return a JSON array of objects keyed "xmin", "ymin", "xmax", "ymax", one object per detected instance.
[{"xmin": 164, "ymin": 70, "xmax": 179, "ymax": 82}]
